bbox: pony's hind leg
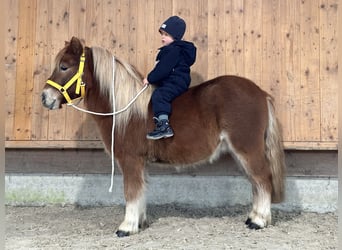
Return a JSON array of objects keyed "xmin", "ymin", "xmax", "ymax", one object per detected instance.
[
  {"xmin": 229, "ymin": 145, "xmax": 272, "ymax": 229},
  {"xmin": 243, "ymin": 154, "xmax": 273, "ymax": 229},
  {"xmin": 245, "ymin": 179, "xmax": 272, "ymax": 229},
  {"xmin": 116, "ymin": 159, "xmax": 147, "ymax": 237}
]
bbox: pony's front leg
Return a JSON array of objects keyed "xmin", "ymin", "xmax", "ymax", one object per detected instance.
[
  {"xmin": 116, "ymin": 190, "xmax": 146, "ymax": 237},
  {"xmin": 116, "ymin": 160, "xmax": 146, "ymax": 237}
]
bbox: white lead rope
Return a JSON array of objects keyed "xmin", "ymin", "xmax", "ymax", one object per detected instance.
[
  {"xmin": 109, "ymin": 56, "xmax": 116, "ymax": 193},
  {"xmin": 68, "ymin": 84, "xmax": 149, "ymax": 116},
  {"xmin": 68, "ymin": 56, "xmax": 149, "ymax": 192}
]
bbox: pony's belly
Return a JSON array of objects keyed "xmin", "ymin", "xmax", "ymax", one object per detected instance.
[{"xmin": 148, "ymin": 131, "xmax": 231, "ymax": 168}]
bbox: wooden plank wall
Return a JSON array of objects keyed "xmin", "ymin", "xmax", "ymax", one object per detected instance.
[{"xmin": 5, "ymin": 0, "xmax": 338, "ymax": 149}]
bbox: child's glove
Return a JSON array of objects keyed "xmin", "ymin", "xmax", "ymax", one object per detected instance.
[{"xmin": 142, "ymin": 78, "xmax": 149, "ymax": 86}]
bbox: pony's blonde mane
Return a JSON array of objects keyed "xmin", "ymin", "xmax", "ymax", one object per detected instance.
[{"xmin": 91, "ymin": 46, "xmax": 152, "ymax": 132}]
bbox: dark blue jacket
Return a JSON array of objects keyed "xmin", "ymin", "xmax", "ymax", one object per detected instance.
[{"xmin": 147, "ymin": 40, "xmax": 197, "ymax": 88}]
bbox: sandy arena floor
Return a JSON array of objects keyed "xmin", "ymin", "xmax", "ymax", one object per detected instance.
[{"xmin": 6, "ymin": 204, "xmax": 337, "ymax": 249}]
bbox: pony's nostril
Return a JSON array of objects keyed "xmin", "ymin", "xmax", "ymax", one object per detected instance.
[{"xmin": 41, "ymin": 93, "xmax": 46, "ymax": 102}]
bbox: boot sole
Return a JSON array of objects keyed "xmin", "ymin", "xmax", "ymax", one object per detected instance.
[{"xmin": 146, "ymin": 133, "xmax": 174, "ymax": 140}]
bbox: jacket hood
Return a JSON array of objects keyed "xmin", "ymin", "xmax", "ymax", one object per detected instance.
[{"xmin": 173, "ymin": 40, "xmax": 197, "ymax": 66}]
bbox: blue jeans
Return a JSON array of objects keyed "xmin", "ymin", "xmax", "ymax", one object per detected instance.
[{"xmin": 151, "ymin": 81, "xmax": 188, "ymax": 117}]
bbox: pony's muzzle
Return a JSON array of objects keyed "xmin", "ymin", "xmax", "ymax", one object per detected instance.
[{"xmin": 41, "ymin": 89, "xmax": 61, "ymax": 110}]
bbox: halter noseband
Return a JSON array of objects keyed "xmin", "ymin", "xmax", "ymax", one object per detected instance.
[{"xmin": 46, "ymin": 52, "xmax": 86, "ymax": 104}]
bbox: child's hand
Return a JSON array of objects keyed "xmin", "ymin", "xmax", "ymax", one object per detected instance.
[{"xmin": 142, "ymin": 78, "xmax": 149, "ymax": 86}]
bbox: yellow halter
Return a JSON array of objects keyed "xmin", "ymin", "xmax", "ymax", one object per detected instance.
[{"xmin": 46, "ymin": 52, "xmax": 86, "ymax": 104}]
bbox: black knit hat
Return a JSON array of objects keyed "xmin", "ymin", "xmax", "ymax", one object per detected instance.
[{"xmin": 159, "ymin": 16, "xmax": 186, "ymax": 40}]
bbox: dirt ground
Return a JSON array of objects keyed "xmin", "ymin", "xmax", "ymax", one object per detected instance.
[{"xmin": 6, "ymin": 204, "xmax": 337, "ymax": 250}]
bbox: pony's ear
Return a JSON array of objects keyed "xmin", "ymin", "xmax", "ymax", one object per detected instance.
[
  {"xmin": 79, "ymin": 38, "xmax": 86, "ymax": 46},
  {"xmin": 68, "ymin": 37, "xmax": 84, "ymax": 55}
]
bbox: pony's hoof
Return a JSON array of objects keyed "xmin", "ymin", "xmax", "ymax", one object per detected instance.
[
  {"xmin": 116, "ymin": 230, "xmax": 130, "ymax": 237},
  {"xmin": 139, "ymin": 221, "xmax": 149, "ymax": 230},
  {"xmin": 248, "ymin": 222, "xmax": 262, "ymax": 230},
  {"xmin": 245, "ymin": 218, "xmax": 262, "ymax": 230}
]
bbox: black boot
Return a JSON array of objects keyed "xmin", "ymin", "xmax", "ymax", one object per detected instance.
[{"xmin": 146, "ymin": 118, "xmax": 174, "ymax": 140}]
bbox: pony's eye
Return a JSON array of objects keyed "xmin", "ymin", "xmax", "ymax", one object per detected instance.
[{"xmin": 60, "ymin": 64, "xmax": 68, "ymax": 71}]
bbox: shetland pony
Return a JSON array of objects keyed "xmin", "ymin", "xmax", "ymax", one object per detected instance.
[{"xmin": 42, "ymin": 37, "xmax": 286, "ymax": 237}]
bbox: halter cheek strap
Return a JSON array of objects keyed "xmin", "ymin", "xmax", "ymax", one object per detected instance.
[{"xmin": 46, "ymin": 52, "xmax": 86, "ymax": 104}]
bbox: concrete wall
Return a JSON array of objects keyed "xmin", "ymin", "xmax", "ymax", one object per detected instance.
[{"xmin": 5, "ymin": 174, "xmax": 337, "ymax": 213}]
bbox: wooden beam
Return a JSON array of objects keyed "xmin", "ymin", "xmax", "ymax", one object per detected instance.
[
  {"xmin": 5, "ymin": 149, "xmax": 338, "ymax": 177},
  {"xmin": 5, "ymin": 140, "xmax": 338, "ymax": 150}
]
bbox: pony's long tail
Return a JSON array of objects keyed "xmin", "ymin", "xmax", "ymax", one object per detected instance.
[{"xmin": 265, "ymin": 96, "xmax": 286, "ymax": 203}]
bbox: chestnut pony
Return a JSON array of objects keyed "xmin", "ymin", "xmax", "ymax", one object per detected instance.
[{"xmin": 42, "ymin": 37, "xmax": 285, "ymax": 237}]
